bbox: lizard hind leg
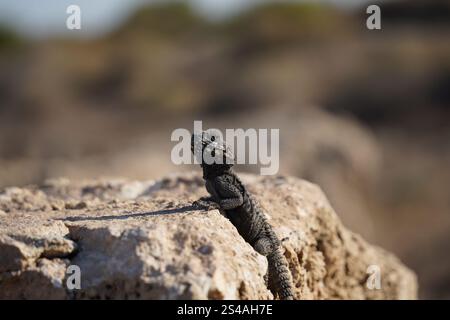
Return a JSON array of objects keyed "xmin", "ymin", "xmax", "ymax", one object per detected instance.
[
  {"xmin": 253, "ymin": 237, "xmax": 274, "ymax": 256},
  {"xmin": 254, "ymin": 237, "xmax": 273, "ymax": 294}
]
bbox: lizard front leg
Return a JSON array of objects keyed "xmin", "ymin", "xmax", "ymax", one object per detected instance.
[
  {"xmin": 215, "ymin": 176, "xmax": 244, "ymax": 210},
  {"xmin": 219, "ymin": 197, "xmax": 243, "ymax": 210},
  {"xmin": 193, "ymin": 179, "xmax": 222, "ymax": 210},
  {"xmin": 196, "ymin": 193, "xmax": 242, "ymax": 211}
]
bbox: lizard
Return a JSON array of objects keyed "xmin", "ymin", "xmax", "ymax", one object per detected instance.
[{"xmin": 191, "ymin": 130, "xmax": 295, "ymax": 300}]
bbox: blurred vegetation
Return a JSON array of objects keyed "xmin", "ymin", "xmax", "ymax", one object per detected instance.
[
  {"xmin": 0, "ymin": 25, "xmax": 22, "ymax": 52},
  {"xmin": 115, "ymin": 2, "xmax": 209, "ymax": 38},
  {"xmin": 0, "ymin": 0, "xmax": 448, "ymax": 147},
  {"xmin": 0, "ymin": 0, "xmax": 449, "ymax": 154},
  {"xmin": 225, "ymin": 3, "xmax": 354, "ymax": 46}
]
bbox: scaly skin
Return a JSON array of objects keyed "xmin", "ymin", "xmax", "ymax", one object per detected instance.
[{"xmin": 191, "ymin": 131, "xmax": 294, "ymax": 300}]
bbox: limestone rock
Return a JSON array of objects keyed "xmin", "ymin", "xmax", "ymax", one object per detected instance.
[{"xmin": 0, "ymin": 173, "xmax": 417, "ymax": 299}]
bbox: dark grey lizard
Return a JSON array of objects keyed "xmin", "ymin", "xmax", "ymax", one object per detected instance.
[{"xmin": 191, "ymin": 130, "xmax": 294, "ymax": 300}]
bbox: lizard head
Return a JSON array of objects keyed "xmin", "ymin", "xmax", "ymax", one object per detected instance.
[{"xmin": 191, "ymin": 130, "xmax": 234, "ymax": 169}]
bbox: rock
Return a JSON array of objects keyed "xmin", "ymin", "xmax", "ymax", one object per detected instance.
[{"xmin": 0, "ymin": 173, "xmax": 417, "ymax": 299}]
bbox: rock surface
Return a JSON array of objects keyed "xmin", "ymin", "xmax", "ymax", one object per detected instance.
[{"xmin": 0, "ymin": 173, "xmax": 417, "ymax": 299}]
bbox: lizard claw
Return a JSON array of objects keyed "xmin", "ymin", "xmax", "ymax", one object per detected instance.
[{"xmin": 193, "ymin": 197, "xmax": 220, "ymax": 211}]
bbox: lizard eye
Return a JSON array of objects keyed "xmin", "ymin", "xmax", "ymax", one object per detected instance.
[{"xmin": 211, "ymin": 136, "xmax": 215, "ymax": 141}]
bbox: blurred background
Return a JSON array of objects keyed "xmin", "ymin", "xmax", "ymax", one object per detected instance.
[{"xmin": 0, "ymin": 0, "xmax": 449, "ymax": 298}]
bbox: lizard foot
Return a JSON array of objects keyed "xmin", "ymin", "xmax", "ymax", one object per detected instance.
[{"xmin": 193, "ymin": 196, "xmax": 220, "ymax": 211}]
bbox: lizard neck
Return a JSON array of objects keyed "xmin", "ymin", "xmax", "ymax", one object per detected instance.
[{"xmin": 202, "ymin": 165, "xmax": 232, "ymax": 180}]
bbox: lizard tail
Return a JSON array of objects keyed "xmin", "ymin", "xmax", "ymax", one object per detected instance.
[{"xmin": 267, "ymin": 247, "xmax": 295, "ymax": 300}]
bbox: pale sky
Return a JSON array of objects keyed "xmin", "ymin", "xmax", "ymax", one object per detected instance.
[{"xmin": 0, "ymin": 0, "xmax": 375, "ymax": 38}]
